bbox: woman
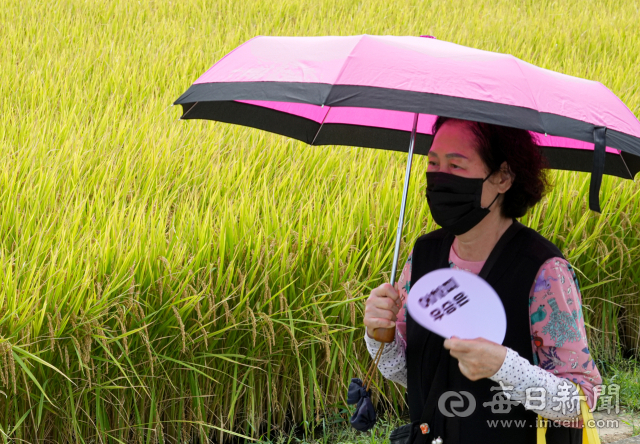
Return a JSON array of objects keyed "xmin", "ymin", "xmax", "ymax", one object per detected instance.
[{"xmin": 363, "ymin": 117, "xmax": 602, "ymax": 444}]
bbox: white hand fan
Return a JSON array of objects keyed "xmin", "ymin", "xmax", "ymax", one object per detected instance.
[{"xmin": 406, "ymin": 268, "xmax": 507, "ymax": 344}]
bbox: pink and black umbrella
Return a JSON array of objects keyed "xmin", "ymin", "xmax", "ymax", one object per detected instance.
[
  {"xmin": 175, "ymin": 35, "xmax": 640, "ymax": 212},
  {"xmin": 174, "ymin": 34, "xmax": 640, "ymax": 431}
]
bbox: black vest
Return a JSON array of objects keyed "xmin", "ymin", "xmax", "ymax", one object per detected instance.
[{"xmin": 406, "ymin": 222, "xmax": 582, "ymax": 444}]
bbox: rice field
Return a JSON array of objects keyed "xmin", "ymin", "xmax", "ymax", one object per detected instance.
[{"xmin": 1, "ymin": 0, "xmax": 640, "ymax": 442}]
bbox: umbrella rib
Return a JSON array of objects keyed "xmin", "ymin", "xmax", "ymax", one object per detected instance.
[
  {"xmin": 310, "ymin": 106, "xmax": 332, "ymax": 145},
  {"xmin": 619, "ymin": 151, "xmax": 635, "ymax": 180},
  {"xmin": 510, "ymin": 57, "xmax": 545, "ymax": 133},
  {"xmin": 325, "ymin": 35, "xmax": 367, "ymax": 106},
  {"xmin": 180, "ymin": 101, "xmax": 199, "ymax": 120},
  {"xmin": 311, "ymin": 37, "xmax": 367, "ymax": 144}
]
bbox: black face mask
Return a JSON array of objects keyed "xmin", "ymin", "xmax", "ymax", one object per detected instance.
[{"xmin": 425, "ymin": 171, "xmax": 501, "ymax": 235}]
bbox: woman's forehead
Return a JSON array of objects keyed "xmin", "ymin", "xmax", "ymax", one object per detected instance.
[{"xmin": 430, "ymin": 120, "xmax": 479, "ymax": 158}]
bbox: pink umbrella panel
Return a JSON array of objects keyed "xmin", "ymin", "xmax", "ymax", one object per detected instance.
[{"xmin": 174, "ymin": 35, "xmax": 640, "ymax": 212}]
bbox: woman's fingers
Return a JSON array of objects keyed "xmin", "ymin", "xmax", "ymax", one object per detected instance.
[
  {"xmin": 447, "ymin": 347, "xmax": 466, "ymax": 361},
  {"xmin": 363, "ymin": 283, "xmax": 403, "ymax": 333},
  {"xmin": 371, "ymin": 294, "xmax": 399, "ymax": 315},
  {"xmin": 444, "ymin": 337, "xmax": 470, "ymax": 352},
  {"xmin": 366, "ymin": 317, "xmax": 396, "ymax": 329},
  {"xmin": 364, "ymin": 304, "xmax": 397, "ymax": 324},
  {"xmin": 385, "ymin": 283, "xmax": 403, "ymax": 308},
  {"xmin": 374, "ymin": 283, "xmax": 401, "ymax": 307},
  {"xmin": 364, "ymin": 285, "xmax": 400, "ymax": 316}
]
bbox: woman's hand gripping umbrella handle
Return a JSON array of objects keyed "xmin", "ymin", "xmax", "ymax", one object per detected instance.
[
  {"xmin": 370, "ymin": 284, "xmax": 399, "ymax": 344},
  {"xmin": 364, "ymin": 283, "xmax": 401, "ymax": 343},
  {"xmin": 363, "ymin": 283, "xmax": 401, "ymax": 388}
]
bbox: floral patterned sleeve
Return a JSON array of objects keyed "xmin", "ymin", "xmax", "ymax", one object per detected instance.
[{"xmin": 528, "ymin": 258, "xmax": 603, "ymax": 410}]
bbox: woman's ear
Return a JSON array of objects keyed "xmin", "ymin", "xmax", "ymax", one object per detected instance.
[{"xmin": 498, "ymin": 161, "xmax": 515, "ymax": 192}]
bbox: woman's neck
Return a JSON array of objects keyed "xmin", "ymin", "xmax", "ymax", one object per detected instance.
[{"xmin": 454, "ymin": 212, "xmax": 513, "ymax": 262}]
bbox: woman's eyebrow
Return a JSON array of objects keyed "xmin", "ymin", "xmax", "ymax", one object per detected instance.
[{"xmin": 428, "ymin": 152, "xmax": 469, "ymax": 160}]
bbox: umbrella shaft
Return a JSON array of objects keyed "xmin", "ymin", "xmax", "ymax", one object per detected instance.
[{"xmin": 390, "ymin": 113, "xmax": 419, "ymax": 285}]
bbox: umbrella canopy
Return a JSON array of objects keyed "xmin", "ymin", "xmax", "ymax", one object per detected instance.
[{"xmin": 175, "ymin": 35, "xmax": 640, "ymax": 213}]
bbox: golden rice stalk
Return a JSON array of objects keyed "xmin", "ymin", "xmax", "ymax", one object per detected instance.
[
  {"xmin": 44, "ymin": 314, "xmax": 55, "ymax": 354},
  {"xmin": 314, "ymin": 381, "xmax": 322, "ymax": 422},
  {"xmin": 140, "ymin": 326, "xmax": 155, "ymax": 376},
  {"xmin": 183, "ymin": 393, "xmax": 192, "ymax": 444},
  {"xmin": 158, "ymin": 256, "xmax": 171, "ymax": 273},
  {"xmin": 342, "ymin": 281, "xmax": 356, "ymax": 327},
  {"xmin": 0, "ymin": 347, "xmax": 6, "ymax": 388},
  {"xmin": 172, "ymin": 306, "xmax": 187, "ymax": 354},
  {"xmin": 194, "ymin": 300, "xmax": 208, "ymax": 348},
  {"xmin": 271, "ymin": 376, "xmax": 280, "ymax": 414},
  {"xmin": 315, "ymin": 307, "xmax": 332, "ymax": 363},
  {"xmin": 64, "ymin": 345, "xmax": 70, "ymax": 370},
  {"xmin": 279, "ymin": 291, "xmax": 289, "ymax": 314},
  {"xmin": 264, "ymin": 275, "xmax": 273, "ymax": 316},
  {"xmin": 70, "ymin": 335, "xmax": 83, "ymax": 369},
  {"xmin": 82, "ymin": 335, "xmax": 92, "ymax": 365},
  {"xmin": 597, "ymin": 238, "xmax": 610, "ymax": 262},
  {"xmin": 287, "ymin": 251, "xmax": 297, "ymax": 269},
  {"xmin": 87, "ymin": 358, "xmax": 93, "ymax": 388},
  {"xmin": 281, "ymin": 323, "xmax": 299, "ymax": 356},
  {"xmin": 237, "ymin": 269, "xmax": 246, "ymax": 291},
  {"xmin": 338, "ymin": 258, "xmax": 348, "ymax": 281},
  {"xmin": 222, "ymin": 300, "xmax": 235, "ymax": 324},
  {"xmin": 540, "ymin": 200, "xmax": 549, "ymax": 223},
  {"xmin": 127, "ymin": 266, "xmax": 136, "ymax": 296},
  {"xmin": 155, "ymin": 419, "xmax": 164, "ymax": 444},
  {"xmin": 258, "ymin": 312, "xmax": 276, "ymax": 354},
  {"xmin": 337, "ymin": 347, "xmax": 345, "ymax": 385},
  {"xmin": 116, "ymin": 306, "xmax": 129, "ymax": 356},
  {"xmin": 247, "ymin": 306, "xmax": 257, "ymax": 348},
  {"xmin": 7, "ymin": 344, "xmax": 16, "ymax": 395}
]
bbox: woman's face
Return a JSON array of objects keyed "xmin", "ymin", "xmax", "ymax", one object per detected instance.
[
  {"xmin": 428, "ymin": 119, "xmax": 512, "ymax": 211},
  {"xmin": 427, "ymin": 119, "xmax": 489, "ymax": 178}
]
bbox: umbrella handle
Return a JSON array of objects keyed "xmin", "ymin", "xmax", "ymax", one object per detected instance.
[{"xmin": 371, "ymin": 327, "xmax": 396, "ymax": 343}]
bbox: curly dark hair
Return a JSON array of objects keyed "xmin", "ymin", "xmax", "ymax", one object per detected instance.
[{"xmin": 432, "ymin": 116, "xmax": 552, "ymax": 219}]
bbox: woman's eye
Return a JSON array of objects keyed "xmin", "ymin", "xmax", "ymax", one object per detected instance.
[
  {"xmin": 451, "ymin": 164, "xmax": 460, "ymax": 169},
  {"xmin": 428, "ymin": 161, "xmax": 437, "ymax": 166}
]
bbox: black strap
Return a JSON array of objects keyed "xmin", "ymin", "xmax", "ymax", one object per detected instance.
[
  {"xmin": 589, "ymin": 126, "xmax": 607, "ymax": 213},
  {"xmin": 414, "ymin": 219, "xmax": 525, "ymax": 443}
]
